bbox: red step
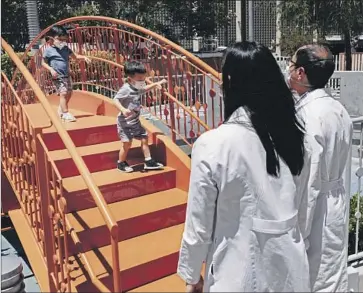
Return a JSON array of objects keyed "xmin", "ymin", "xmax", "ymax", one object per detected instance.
[
  {"xmin": 49, "ymin": 140, "xmax": 152, "ymax": 178},
  {"xmin": 61, "ymin": 167, "xmax": 177, "ymax": 212},
  {"xmin": 66, "ymin": 188, "xmax": 187, "ymax": 253},
  {"xmin": 42, "ymin": 115, "xmax": 118, "ymax": 151}
]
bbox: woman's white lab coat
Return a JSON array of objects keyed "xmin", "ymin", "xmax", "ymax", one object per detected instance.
[
  {"xmin": 177, "ymin": 107, "xmax": 311, "ymax": 292},
  {"xmin": 296, "ymin": 89, "xmax": 353, "ymax": 292}
]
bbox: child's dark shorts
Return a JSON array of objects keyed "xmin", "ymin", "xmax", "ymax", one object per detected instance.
[
  {"xmin": 54, "ymin": 77, "xmax": 72, "ymax": 95},
  {"xmin": 117, "ymin": 118, "xmax": 148, "ymax": 142}
]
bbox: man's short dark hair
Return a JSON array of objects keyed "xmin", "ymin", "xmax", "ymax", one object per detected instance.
[
  {"xmin": 124, "ymin": 61, "xmax": 147, "ymax": 77},
  {"xmin": 47, "ymin": 25, "xmax": 68, "ymax": 38},
  {"xmin": 294, "ymin": 44, "xmax": 335, "ymax": 89}
]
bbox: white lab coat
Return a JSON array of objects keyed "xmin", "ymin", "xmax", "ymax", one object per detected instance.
[
  {"xmin": 177, "ymin": 107, "xmax": 311, "ymax": 292},
  {"xmin": 296, "ymin": 88, "xmax": 353, "ymax": 292}
]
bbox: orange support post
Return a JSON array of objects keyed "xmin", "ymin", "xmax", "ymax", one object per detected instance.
[
  {"xmin": 165, "ymin": 45, "xmax": 177, "ymax": 142},
  {"xmin": 112, "ymin": 24, "xmax": 123, "ymax": 87},
  {"xmin": 74, "ymin": 24, "xmax": 86, "ymax": 91},
  {"xmin": 33, "ymin": 128, "xmax": 57, "ymax": 292}
]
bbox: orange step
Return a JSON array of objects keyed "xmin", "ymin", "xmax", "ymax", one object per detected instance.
[
  {"xmin": 49, "ymin": 140, "xmax": 152, "ymax": 178},
  {"xmin": 42, "ymin": 115, "xmax": 118, "ymax": 151},
  {"xmin": 66, "ymin": 188, "xmax": 187, "ymax": 252},
  {"xmin": 62, "ymin": 167, "xmax": 177, "ymax": 212},
  {"xmin": 71, "ymin": 224, "xmax": 184, "ymax": 292}
]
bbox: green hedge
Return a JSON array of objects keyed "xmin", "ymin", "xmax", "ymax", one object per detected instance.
[
  {"xmin": 348, "ymin": 193, "xmax": 363, "ymax": 255},
  {"xmin": 1, "ymin": 52, "xmax": 31, "ymax": 80}
]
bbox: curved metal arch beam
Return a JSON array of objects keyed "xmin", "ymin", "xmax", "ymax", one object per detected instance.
[{"xmin": 13, "ymin": 15, "xmax": 220, "ymax": 83}]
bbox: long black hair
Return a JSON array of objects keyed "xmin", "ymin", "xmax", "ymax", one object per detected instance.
[{"xmin": 222, "ymin": 41, "xmax": 305, "ymax": 177}]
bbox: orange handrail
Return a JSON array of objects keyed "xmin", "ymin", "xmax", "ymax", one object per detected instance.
[
  {"xmin": 86, "ymin": 55, "xmax": 125, "ymax": 69},
  {"xmin": 145, "ymin": 77, "xmax": 210, "ymax": 131},
  {"xmin": 38, "ymin": 52, "xmax": 209, "ymax": 132},
  {"xmin": 1, "ymin": 38, "xmax": 121, "ymax": 292},
  {"xmin": 12, "ymin": 15, "xmax": 219, "ymax": 83}
]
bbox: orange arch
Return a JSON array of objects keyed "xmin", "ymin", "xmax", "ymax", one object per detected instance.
[{"xmin": 14, "ymin": 16, "xmax": 220, "ymax": 82}]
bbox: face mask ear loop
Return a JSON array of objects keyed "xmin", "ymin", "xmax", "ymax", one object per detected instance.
[{"xmin": 288, "ymin": 67, "xmax": 313, "ymax": 89}]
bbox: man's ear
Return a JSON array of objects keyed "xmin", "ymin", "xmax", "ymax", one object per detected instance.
[{"xmin": 297, "ymin": 67, "xmax": 305, "ymax": 77}]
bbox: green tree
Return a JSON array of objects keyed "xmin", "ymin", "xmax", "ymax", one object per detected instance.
[
  {"xmin": 2, "ymin": 0, "xmax": 234, "ymax": 51},
  {"xmin": 1, "ymin": 0, "xmax": 29, "ymax": 51},
  {"xmin": 280, "ymin": 0, "xmax": 363, "ymax": 70},
  {"xmin": 113, "ymin": 0, "xmax": 234, "ymax": 45},
  {"xmin": 349, "ymin": 194, "xmax": 363, "ymax": 255},
  {"xmin": 37, "ymin": 0, "xmax": 80, "ymax": 28},
  {"xmin": 163, "ymin": 0, "xmax": 234, "ymax": 42}
]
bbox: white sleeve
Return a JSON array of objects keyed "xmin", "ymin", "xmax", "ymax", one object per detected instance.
[
  {"xmin": 298, "ymin": 120, "xmax": 325, "ymax": 250},
  {"xmin": 177, "ymin": 138, "xmax": 219, "ymax": 284}
]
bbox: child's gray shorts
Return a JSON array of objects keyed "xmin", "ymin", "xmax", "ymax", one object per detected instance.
[{"xmin": 117, "ymin": 118, "xmax": 147, "ymax": 142}]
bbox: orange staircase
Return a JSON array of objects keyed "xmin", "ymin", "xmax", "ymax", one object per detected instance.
[
  {"xmin": 48, "ymin": 113, "xmax": 187, "ymax": 292},
  {"xmin": 5, "ymin": 88, "xmax": 191, "ymax": 292},
  {"xmin": 2, "ymin": 15, "xmax": 221, "ymax": 292}
]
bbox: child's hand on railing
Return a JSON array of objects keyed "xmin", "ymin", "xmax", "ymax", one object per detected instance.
[
  {"xmin": 49, "ymin": 68, "xmax": 58, "ymax": 78},
  {"xmin": 156, "ymin": 79, "xmax": 167, "ymax": 89},
  {"xmin": 122, "ymin": 109, "xmax": 133, "ymax": 117}
]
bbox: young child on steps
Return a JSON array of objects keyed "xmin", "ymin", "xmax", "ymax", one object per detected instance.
[
  {"xmin": 113, "ymin": 61, "xmax": 167, "ymax": 173},
  {"xmin": 42, "ymin": 25, "xmax": 91, "ymax": 122}
]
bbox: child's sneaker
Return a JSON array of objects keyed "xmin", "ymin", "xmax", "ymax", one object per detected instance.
[
  {"xmin": 117, "ymin": 161, "xmax": 134, "ymax": 173},
  {"xmin": 144, "ymin": 159, "xmax": 164, "ymax": 170},
  {"xmin": 61, "ymin": 112, "xmax": 76, "ymax": 122}
]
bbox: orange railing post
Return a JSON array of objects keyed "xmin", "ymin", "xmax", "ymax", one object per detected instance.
[
  {"xmin": 2, "ymin": 38, "xmax": 122, "ymax": 293},
  {"xmin": 112, "ymin": 24, "xmax": 123, "ymax": 86},
  {"xmin": 165, "ymin": 45, "xmax": 177, "ymax": 142},
  {"xmin": 33, "ymin": 128, "xmax": 58, "ymax": 292},
  {"xmin": 74, "ymin": 24, "xmax": 87, "ymax": 90}
]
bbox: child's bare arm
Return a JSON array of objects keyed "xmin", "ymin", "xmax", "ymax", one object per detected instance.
[
  {"xmin": 70, "ymin": 51, "xmax": 91, "ymax": 64},
  {"xmin": 113, "ymin": 98, "xmax": 132, "ymax": 116},
  {"xmin": 41, "ymin": 59, "xmax": 58, "ymax": 78},
  {"xmin": 144, "ymin": 78, "xmax": 167, "ymax": 92}
]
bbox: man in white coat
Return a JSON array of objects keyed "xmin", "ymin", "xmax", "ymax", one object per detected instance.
[{"xmin": 287, "ymin": 44, "xmax": 353, "ymax": 292}]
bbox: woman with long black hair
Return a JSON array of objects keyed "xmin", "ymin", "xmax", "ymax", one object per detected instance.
[{"xmin": 177, "ymin": 41, "xmax": 311, "ymax": 292}]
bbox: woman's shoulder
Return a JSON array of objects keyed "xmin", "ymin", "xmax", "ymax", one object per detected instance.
[
  {"xmin": 193, "ymin": 123, "xmax": 255, "ymax": 159},
  {"xmin": 196, "ymin": 123, "xmax": 250, "ymax": 143}
]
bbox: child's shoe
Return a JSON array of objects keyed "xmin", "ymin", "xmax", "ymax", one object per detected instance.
[
  {"xmin": 117, "ymin": 161, "xmax": 134, "ymax": 173},
  {"xmin": 61, "ymin": 112, "xmax": 76, "ymax": 122},
  {"xmin": 144, "ymin": 158, "xmax": 164, "ymax": 170}
]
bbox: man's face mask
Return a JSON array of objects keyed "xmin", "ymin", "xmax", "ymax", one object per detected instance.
[
  {"xmin": 285, "ymin": 60, "xmax": 312, "ymax": 94},
  {"xmin": 284, "ymin": 67, "xmax": 292, "ymax": 89}
]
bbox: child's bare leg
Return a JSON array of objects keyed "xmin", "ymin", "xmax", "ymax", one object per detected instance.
[
  {"xmin": 117, "ymin": 140, "xmax": 134, "ymax": 172},
  {"xmin": 141, "ymin": 137, "xmax": 164, "ymax": 170},
  {"xmin": 141, "ymin": 137, "xmax": 151, "ymax": 159},
  {"xmin": 65, "ymin": 90, "xmax": 73, "ymax": 106},
  {"xmin": 119, "ymin": 141, "xmax": 132, "ymax": 162},
  {"xmin": 59, "ymin": 91, "xmax": 68, "ymax": 113}
]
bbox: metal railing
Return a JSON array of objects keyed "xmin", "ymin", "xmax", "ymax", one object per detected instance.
[
  {"xmin": 348, "ymin": 116, "xmax": 363, "ymax": 263},
  {"xmin": 26, "ymin": 47, "xmax": 211, "ymax": 147},
  {"xmin": 1, "ymin": 38, "xmax": 121, "ymax": 292},
  {"xmin": 13, "ymin": 16, "xmax": 222, "ymax": 142}
]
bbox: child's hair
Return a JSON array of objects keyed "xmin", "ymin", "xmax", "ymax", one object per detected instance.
[
  {"xmin": 45, "ymin": 25, "xmax": 68, "ymax": 41},
  {"xmin": 124, "ymin": 61, "xmax": 147, "ymax": 77}
]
